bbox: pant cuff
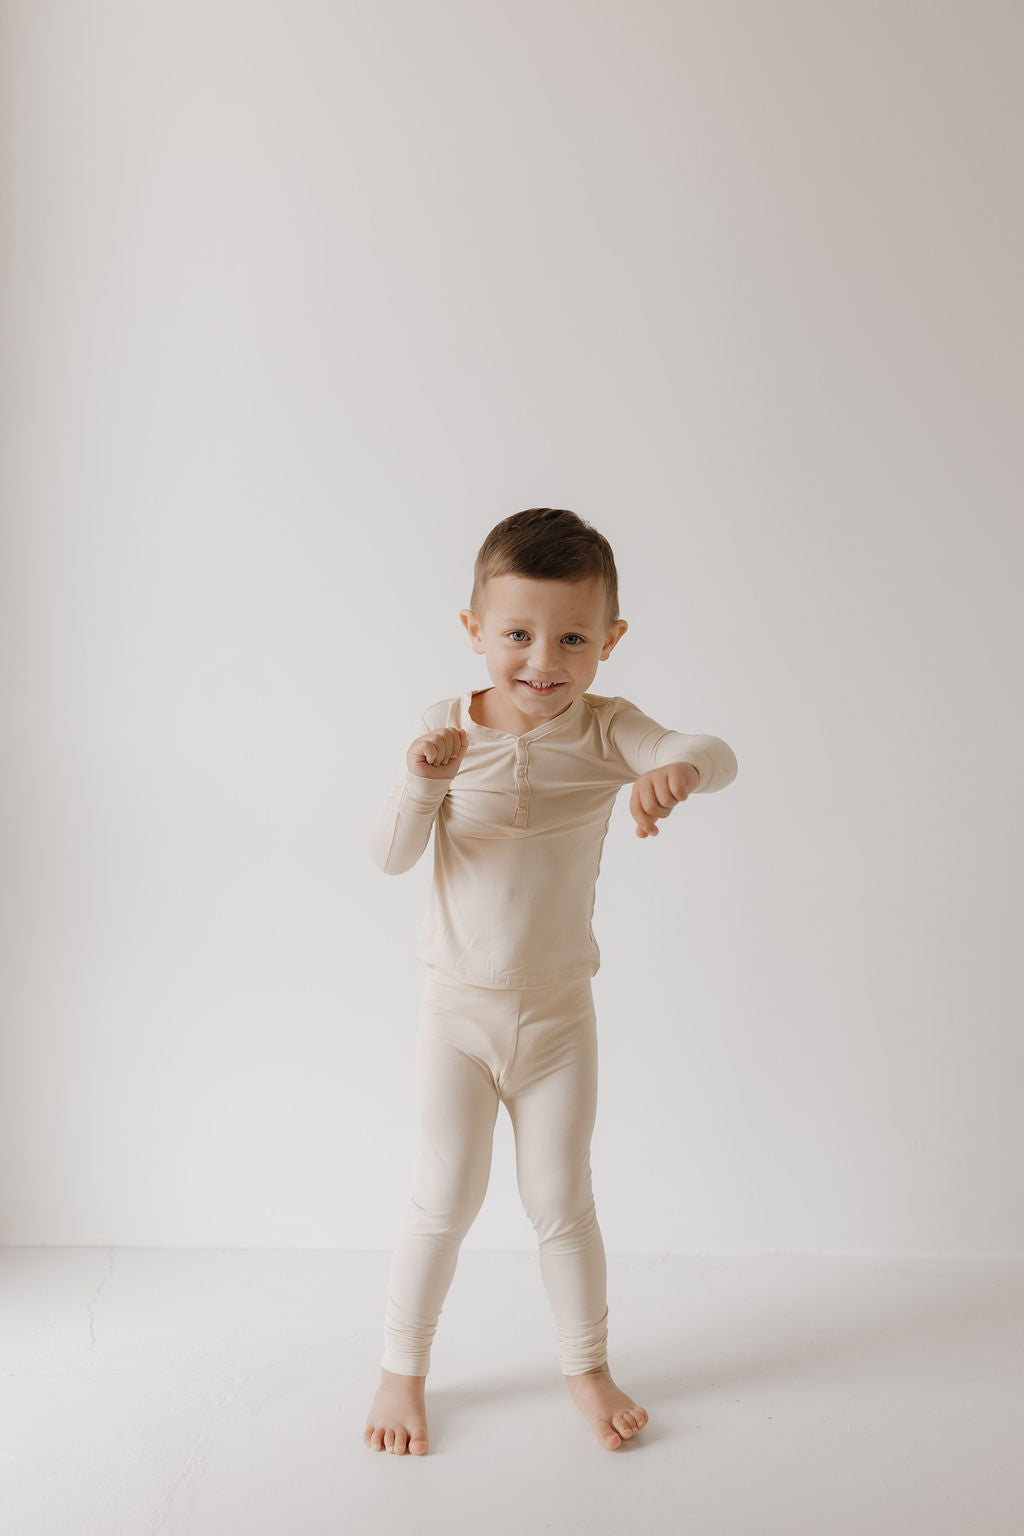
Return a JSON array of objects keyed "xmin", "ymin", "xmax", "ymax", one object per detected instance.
[
  {"xmin": 558, "ymin": 1305, "xmax": 609, "ymax": 1374},
  {"xmin": 382, "ymin": 1294, "xmax": 436, "ymax": 1376},
  {"xmin": 381, "ymin": 1349, "xmax": 431, "ymax": 1376}
]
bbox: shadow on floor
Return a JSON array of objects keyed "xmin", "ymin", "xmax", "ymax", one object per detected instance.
[{"xmin": 632, "ymin": 1259, "xmax": 1023, "ymax": 1403}]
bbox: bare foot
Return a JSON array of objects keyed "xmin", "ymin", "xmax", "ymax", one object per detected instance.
[
  {"xmin": 565, "ymin": 1363, "xmax": 649, "ymax": 1449},
  {"xmin": 363, "ymin": 1367, "xmax": 429, "ymax": 1455}
]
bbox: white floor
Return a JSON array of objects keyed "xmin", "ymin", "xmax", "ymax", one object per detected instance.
[{"xmin": 1, "ymin": 1248, "xmax": 1021, "ymax": 1536}]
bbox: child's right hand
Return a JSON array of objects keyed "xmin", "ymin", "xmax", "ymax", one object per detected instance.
[{"xmin": 407, "ymin": 727, "xmax": 468, "ymax": 779}]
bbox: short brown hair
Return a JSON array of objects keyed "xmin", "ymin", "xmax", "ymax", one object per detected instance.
[{"xmin": 470, "ymin": 508, "xmax": 620, "ymax": 629}]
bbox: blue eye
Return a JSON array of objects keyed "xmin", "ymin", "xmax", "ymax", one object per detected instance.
[{"xmin": 506, "ymin": 631, "xmax": 585, "ymax": 645}]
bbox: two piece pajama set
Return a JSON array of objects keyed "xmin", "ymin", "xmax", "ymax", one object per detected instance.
[{"xmin": 367, "ymin": 685, "xmax": 738, "ymax": 1376}]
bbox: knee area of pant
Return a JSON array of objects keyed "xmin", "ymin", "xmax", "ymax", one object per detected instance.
[
  {"xmin": 517, "ymin": 1160, "xmax": 593, "ymax": 1219},
  {"xmin": 523, "ymin": 1194, "xmax": 599, "ymax": 1248},
  {"xmin": 408, "ymin": 1192, "xmax": 487, "ymax": 1241}
]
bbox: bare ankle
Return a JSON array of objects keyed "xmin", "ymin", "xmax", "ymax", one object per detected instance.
[{"xmin": 381, "ymin": 1366, "xmax": 426, "ymax": 1385}]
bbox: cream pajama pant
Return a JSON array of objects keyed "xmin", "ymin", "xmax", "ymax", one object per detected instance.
[{"xmin": 381, "ymin": 964, "xmax": 609, "ymax": 1377}]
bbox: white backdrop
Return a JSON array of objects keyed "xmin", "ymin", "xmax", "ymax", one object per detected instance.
[{"xmin": 1, "ymin": 0, "xmax": 1020, "ymax": 1258}]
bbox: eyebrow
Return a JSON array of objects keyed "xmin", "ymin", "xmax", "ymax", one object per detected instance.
[{"xmin": 501, "ymin": 618, "xmax": 595, "ymax": 628}]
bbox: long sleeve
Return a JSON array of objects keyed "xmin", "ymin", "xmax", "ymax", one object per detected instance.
[
  {"xmin": 367, "ymin": 716, "xmax": 452, "ymax": 874},
  {"xmin": 603, "ymin": 697, "xmax": 738, "ymax": 793}
]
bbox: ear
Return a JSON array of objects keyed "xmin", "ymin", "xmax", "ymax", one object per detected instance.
[
  {"xmin": 600, "ymin": 618, "xmax": 628, "ymax": 659},
  {"xmin": 459, "ymin": 609, "xmax": 484, "ymax": 651}
]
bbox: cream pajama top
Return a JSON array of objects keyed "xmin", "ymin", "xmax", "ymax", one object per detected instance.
[{"xmin": 368, "ymin": 687, "xmax": 738, "ymax": 990}]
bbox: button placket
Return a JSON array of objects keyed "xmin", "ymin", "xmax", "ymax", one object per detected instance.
[{"xmin": 513, "ymin": 741, "xmax": 530, "ymax": 827}]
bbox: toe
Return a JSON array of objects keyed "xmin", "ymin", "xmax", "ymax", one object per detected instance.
[
  {"xmin": 393, "ymin": 1428, "xmax": 408, "ymax": 1454},
  {"xmin": 410, "ymin": 1434, "xmax": 428, "ymax": 1455},
  {"xmin": 602, "ymin": 1425, "xmax": 622, "ymax": 1448},
  {"xmin": 384, "ymin": 1428, "xmax": 396, "ymax": 1452},
  {"xmin": 369, "ymin": 1427, "xmax": 385, "ymax": 1451}
]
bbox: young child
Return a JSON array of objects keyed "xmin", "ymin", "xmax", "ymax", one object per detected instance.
[{"xmin": 363, "ymin": 507, "xmax": 738, "ymax": 1455}]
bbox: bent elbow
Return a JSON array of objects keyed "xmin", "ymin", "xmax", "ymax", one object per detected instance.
[
  {"xmin": 379, "ymin": 856, "xmax": 415, "ymax": 876},
  {"xmin": 367, "ymin": 831, "xmax": 422, "ymax": 876}
]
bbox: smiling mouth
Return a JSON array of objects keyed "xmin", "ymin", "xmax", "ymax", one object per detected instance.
[{"xmin": 518, "ymin": 680, "xmax": 565, "ymax": 692}]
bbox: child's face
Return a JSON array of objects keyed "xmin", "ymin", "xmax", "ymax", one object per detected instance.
[{"xmin": 459, "ymin": 573, "xmax": 628, "ymax": 725}]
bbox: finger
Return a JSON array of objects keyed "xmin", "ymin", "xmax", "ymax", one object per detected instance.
[
  {"xmin": 639, "ymin": 776, "xmax": 677, "ymax": 812},
  {"xmin": 448, "ymin": 727, "xmax": 466, "ymax": 762},
  {"xmin": 667, "ymin": 762, "xmax": 698, "ymax": 800},
  {"xmin": 633, "ymin": 782, "xmax": 672, "ymax": 824},
  {"xmin": 630, "ymin": 795, "xmax": 659, "ymax": 837}
]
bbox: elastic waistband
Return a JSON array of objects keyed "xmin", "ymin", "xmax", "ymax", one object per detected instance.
[{"xmin": 423, "ymin": 962, "xmax": 593, "ymax": 999}]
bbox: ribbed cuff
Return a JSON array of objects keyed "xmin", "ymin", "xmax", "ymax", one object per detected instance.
[
  {"xmin": 382, "ymin": 1293, "xmax": 437, "ymax": 1377},
  {"xmin": 558, "ymin": 1305, "xmax": 610, "ymax": 1375},
  {"xmin": 381, "ymin": 1349, "xmax": 431, "ymax": 1376}
]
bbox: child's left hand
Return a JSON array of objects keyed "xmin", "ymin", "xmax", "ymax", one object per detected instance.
[{"xmin": 629, "ymin": 762, "xmax": 700, "ymax": 838}]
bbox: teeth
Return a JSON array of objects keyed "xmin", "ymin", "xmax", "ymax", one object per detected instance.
[{"xmin": 522, "ymin": 681, "xmax": 559, "ymax": 690}]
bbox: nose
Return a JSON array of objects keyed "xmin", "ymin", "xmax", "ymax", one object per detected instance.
[{"xmin": 528, "ymin": 639, "xmax": 560, "ymax": 673}]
